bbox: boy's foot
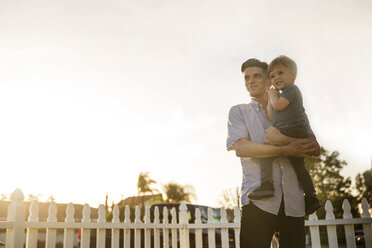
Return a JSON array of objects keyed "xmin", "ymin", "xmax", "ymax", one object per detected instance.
[
  {"xmin": 248, "ymin": 182, "xmax": 274, "ymax": 200},
  {"xmin": 305, "ymin": 193, "xmax": 321, "ymax": 215}
]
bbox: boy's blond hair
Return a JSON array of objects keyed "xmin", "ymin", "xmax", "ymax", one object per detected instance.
[{"xmin": 268, "ymin": 55, "xmax": 297, "ymax": 74}]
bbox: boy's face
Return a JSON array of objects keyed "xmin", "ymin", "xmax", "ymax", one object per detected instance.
[{"xmin": 269, "ymin": 64, "xmax": 296, "ymax": 90}]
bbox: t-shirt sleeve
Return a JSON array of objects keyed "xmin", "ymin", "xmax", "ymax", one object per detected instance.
[
  {"xmin": 280, "ymin": 85, "xmax": 299, "ymax": 103},
  {"xmin": 226, "ymin": 105, "xmax": 249, "ymax": 151},
  {"xmin": 303, "ymin": 112, "xmax": 315, "ymax": 136}
]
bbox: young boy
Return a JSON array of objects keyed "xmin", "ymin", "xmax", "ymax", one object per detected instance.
[{"xmin": 248, "ymin": 55, "xmax": 321, "ymax": 215}]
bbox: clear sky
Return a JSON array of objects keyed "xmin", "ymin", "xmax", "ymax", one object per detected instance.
[{"xmin": 1, "ymin": 0, "xmax": 371, "ymax": 208}]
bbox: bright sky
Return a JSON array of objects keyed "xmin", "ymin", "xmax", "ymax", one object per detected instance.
[{"xmin": 1, "ymin": 0, "xmax": 371, "ymax": 208}]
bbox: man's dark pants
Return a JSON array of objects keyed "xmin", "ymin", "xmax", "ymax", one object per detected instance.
[{"xmin": 240, "ymin": 200, "xmax": 305, "ymax": 248}]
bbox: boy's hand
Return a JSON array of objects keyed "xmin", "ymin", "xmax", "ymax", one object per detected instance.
[{"xmin": 268, "ymin": 88, "xmax": 280, "ymax": 98}]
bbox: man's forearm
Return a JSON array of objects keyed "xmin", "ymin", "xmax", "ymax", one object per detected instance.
[
  {"xmin": 234, "ymin": 139, "xmax": 287, "ymax": 158},
  {"xmin": 234, "ymin": 138, "xmax": 317, "ymax": 159}
]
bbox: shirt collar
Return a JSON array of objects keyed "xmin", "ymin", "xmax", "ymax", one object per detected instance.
[{"xmin": 251, "ymin": 99, "xmax": 265, "ymax": 112}]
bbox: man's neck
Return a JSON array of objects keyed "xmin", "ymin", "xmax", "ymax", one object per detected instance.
[{"xmin": 252, "ymin": 94, "xmax": 268, "ymax": 107}]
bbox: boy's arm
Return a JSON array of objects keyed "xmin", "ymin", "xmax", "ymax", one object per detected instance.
[
  {"xmin": 233, "ymin": 137, "xmax": 318, "ymax": 158},
  {"xmin": 267, "ymin": 101, "xmax": 273, "ymax": 121},
  {"xmin": 264, "ymin": 126, "xmax": 295, "ymax": 145},
  {"xmin": 269, "ymin": 88, "xmax": 290, "ymax": 111}
]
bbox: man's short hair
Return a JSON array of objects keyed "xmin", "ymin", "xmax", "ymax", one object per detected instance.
[
  {"xmin": 268, "ymin": 55, "xmax": 297, "ymax": 74},
  {"xmin": 241, "ymin": 58, "xmax": 268, "ymax": 75}
]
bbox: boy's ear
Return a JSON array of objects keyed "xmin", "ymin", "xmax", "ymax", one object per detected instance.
[{"xmin": 292, "ymin": 71, "xmax": 297, "ymax": 78}]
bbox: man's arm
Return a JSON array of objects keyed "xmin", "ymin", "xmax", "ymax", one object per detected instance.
[
  {"xmin": 233, "ymin": 137, "xmax": 318, "ymax": 158},
  {"xmin": 264, "ymin": 126, "xmax": 320, "ymax": 156}
]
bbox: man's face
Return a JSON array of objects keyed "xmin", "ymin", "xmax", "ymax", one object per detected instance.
[
  {"xmin": 269, "ymin": 64, "xmax": 296, "ymax": 90},
  {"xmin": 243, "ymin": 66, "xmax": 270, "ymax": 98}
]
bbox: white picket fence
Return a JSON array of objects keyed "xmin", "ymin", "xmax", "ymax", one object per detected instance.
[{"xmin": 1, "ymin": 189, "xmax": 372, "ymax": 248}]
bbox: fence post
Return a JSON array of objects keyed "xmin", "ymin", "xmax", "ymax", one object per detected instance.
[
  {"xmin": 361, "ymin": 198, "xmax": 372, "ymax": 248},
  {"xmin": 6, "ymin": 188, "xmax": 25, "ymax": 248},
  {"xmin": 179, "ymin": 202, "xmax": 189, "ymax": 248}
]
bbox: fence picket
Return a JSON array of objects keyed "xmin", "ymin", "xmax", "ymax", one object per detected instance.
[
  {"xmin": 207, "ymin": 208, "xmax": 216, "ymax": 248},
  {"xmin": 80, "ymin": 204, "xmax": 91, "ymax": 248},
  {"xmin": 220, "ymin": 208, "xmax": 229, "ymax": 248},
  {"xmin": 26, "ymin": 200, "xmax": 39, "ymax": 248},
  {"xmin": 233, "ymin": 207, "xmax": 240, "ymax": 248},
  {"xmin": 179, "ymin": 203, "xmax": 190, "ymax": 248},
  {"xmin": 145, "ymin": 205, "xmax": 151, "ymax": 248},
  {"xmin": 342, "ymin": 199, "xmax": 355, "ymax": 248},
  {"xmin": 325, "ymin": 200, "xmax": 338, "ymax": 248},
  {"xmin": 171, "ymin": 207, "xmax": 178, "ymax": 248},
  {"xmin": 63, "ymin": 203, "xmax": 75, "ymax": 248},
  {"xmin": 154, "ymin": 207, "xmax": 160, "ymax": 248},
  {"xmin": 162, "ymin": 207, "xmax": 170, "ymax": 248},
  {"xmin": 308, "ymin": 212, "xmax": 321, "ymax": 248},
  {"xmin": 135, "ymin": 206, "xmax": 142, "ymax": 248},
  {"xmin": 362, "ymin": 198, "xmax": 372, "ymax": 248},
  {"xmin": 45, "ymin": 201, "xmax": 57, "ymax": 248},
  {"xmin": 97, "ymin": 204, "xmax": 106, "ymax": 248},
  {"xmin": 194, "ymin": 208, "xmax": 203, "ymax": 248},
  {"xmin": 111, "ymin": 205, "xmax": 120, "ymax": 248},
  {"xmin": 124, "ymin": 205, "xmax": 131, "ymax": 248}
]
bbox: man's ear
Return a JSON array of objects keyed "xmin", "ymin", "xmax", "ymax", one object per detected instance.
[{"xmin": 266, "ymin": 80, "xmax": 272, "ymax": 90}]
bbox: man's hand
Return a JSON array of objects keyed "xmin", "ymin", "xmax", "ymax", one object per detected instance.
[
  {"xmin": 265, "ymin": 127, "xmax": 295, "ymax": 145},
  {"xmin": 284, "ymin": 139, "xmax": 319, "ymax": 157},
  {"xmin": 306, "ymin": 135, "xmax": 321, "ymax": 156}
]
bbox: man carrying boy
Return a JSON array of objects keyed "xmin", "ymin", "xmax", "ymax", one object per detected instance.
[
  {"xmin": 227, "ymin": 58, "xmax": 320, "ymax": 247},
  {"xmin": 248, "ymin": 55, "xmax": 321, "ymax": 215}
]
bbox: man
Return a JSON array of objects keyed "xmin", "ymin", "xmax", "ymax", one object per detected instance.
[{"xmin": 226, "ymin": 58, "xmax": 320, "ymax": 248}]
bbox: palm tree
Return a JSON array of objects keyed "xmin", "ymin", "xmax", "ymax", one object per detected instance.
[
  {"xmin": 137, "ymin": 172, "xmax": 157, "ymax": 196},
  {"xmin": 163, "ymin": 182, "xmax": 196, "ymax": 203}
]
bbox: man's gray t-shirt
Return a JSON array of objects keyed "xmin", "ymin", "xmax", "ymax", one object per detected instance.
[{"xmin": 272, "ymin": 84, "xmax": 307, "ymax": 129}]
